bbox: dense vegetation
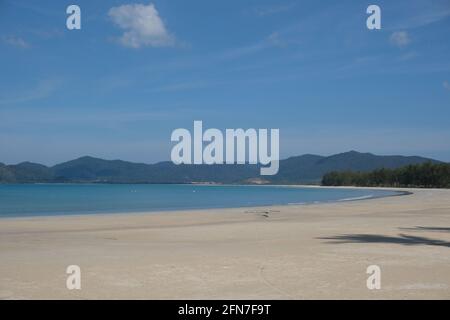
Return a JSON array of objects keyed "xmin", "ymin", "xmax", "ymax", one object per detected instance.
[{"xmin": 322, "ymin": 162, "xmax": 450, "ymax": 188}]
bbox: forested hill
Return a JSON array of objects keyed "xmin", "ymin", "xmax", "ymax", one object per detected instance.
[
  {"xmin": 0, "ymin": 151, "xmax": 442, "ymax": 184},
  {"xmin": 322, "ymin": 162, "xmax": 450, "ymax": 188}
]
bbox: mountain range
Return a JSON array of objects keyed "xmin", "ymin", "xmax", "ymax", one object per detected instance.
[{"xmin": 0, "ymin": 151, "xmax": 442, "ymax": 184}]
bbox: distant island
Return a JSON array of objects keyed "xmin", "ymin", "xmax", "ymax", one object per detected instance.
[{"xmin": 1, "ymin": 151, "xmax": 446, "ymax": 186}]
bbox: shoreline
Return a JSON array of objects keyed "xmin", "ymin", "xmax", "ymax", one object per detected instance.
[
  {"xmin": 0, "ymin": 185, "xmax": 410, "ymax": 221},
  {"xmin": 0, "ymin": 187, "xmax": 449, "ymax": 299}
]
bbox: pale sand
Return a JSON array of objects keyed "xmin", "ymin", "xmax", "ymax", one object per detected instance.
[{"xmin": 0, "ymin": 188, "xmax": 449, "ymax": 300}]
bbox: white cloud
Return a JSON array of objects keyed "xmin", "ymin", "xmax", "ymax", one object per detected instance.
[
  {"xmin": 389, "ymin": 31, "xmax": 411, "ymax": 47},
  {"xmin": 443, "ymin": 81, "xmax": 450, "ymax": 91},
  {"xmin": 1, "ymin": 35, "xmax": 30, "ymax": 48},
  {"xmin": 108, "ymin": 3, "xmax": 174, "ymax": 48}
]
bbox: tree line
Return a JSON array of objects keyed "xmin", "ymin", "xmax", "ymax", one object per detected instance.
[{"xmin": 321, "ymin": 162, "xmax": 450, "ymax": 188}]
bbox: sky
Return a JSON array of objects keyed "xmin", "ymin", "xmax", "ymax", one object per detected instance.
[{"xmin": 0, "ymin": 0, "xmax": 449, "ymax": 165}]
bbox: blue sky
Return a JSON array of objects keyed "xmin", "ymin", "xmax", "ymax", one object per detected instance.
[{"xmin": 0, "ymin": 0, "xmax": 449, "ymax": 165}]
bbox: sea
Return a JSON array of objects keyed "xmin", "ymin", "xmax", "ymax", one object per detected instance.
[{"xmin": 0, "ymin": 184, "xmax": 401, "ymax": 218}]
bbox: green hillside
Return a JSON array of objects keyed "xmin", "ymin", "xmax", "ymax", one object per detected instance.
[{"xmin": 0, "ymin": 151, "xmax": 442, "ymax": 184}]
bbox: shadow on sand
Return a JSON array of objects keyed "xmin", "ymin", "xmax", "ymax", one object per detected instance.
[
  {"xmin": 398, "ymin": 226, "xmax": 450, "ymax": 233},
  {"xmin": 318, "ymin": 233, "xmax": 450, "ymax": 248}
]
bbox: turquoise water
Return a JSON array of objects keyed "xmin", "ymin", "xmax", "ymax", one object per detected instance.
[{"xmin": 0, "ymin": 184, "xmax": 400, "ymax": 218}]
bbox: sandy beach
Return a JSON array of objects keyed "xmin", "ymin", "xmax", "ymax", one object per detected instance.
[{"xmin": 0, "ymin": 187, "xmax": 449, "ymax": 299}]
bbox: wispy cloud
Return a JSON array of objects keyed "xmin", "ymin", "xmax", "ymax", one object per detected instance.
[
  {"xmin": 266, "ymin": 32, "xmax": 287, "ymax": 47},
  {"xmin": 151, "ymin": 81, "xmax": 209, "ymax": 93},
  {"xmin": 218, "ymin": 42, "xmax": 269, "ymax": 61},
  {"xmin": 108, "ymin": 3, "xmax": 174, "ymax": 48},
  {"xmin": 253, "ymin": 3, "xmax": 296, "ymax": 17},
  {"xmin": 389, "ymin": 31, "xmax": 411, "ymax": 47},
  {"xmin": 0, "ymin": 106, "xmax": 192, "ymax": 130},
  {"xmin": 217, "ymin": 32, "xmax": 287, "ymax": 61},
  {"xmin": 388, "ymin": 0, "xmax": 450, "ymax": 30},
  {"xmin": 443, "ymin": 81, "xmax": 450, "ymax": 91},
  {"xmin": 398, "ymin": 51, "xmax": 419, "ymax": 61},
  {"xmin": 29, "ymin": 28, "xmax": 64, "ymax": 40},
  {"xmin": 1, "ymin": 35, "xmax": 30, "ymax": 48},
  {"xmin": 5, "ymin": 0, "xmax": 59, "ymax": 17},
  {"xmin": 0, "ymin": 79, "xmax": 60, "ymax": 105},
  {"xmin": 96, "ymin": 75, "xmax": 133, "ymax": 93}
]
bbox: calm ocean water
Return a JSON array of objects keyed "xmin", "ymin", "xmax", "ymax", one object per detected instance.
[{"xmin": 0, "ymin": 184, "xmax": 400, "ymax": 218}]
